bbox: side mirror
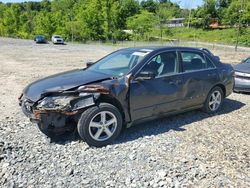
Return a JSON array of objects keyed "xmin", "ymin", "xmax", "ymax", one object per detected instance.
[
  {"xmin": 214, "ymin": 56, "xmax": 220, "ymax": 62},
  {"xmin": 86, "ymin": 61, "xmax": 95, "ymax": 68},
  {"xmin": 135, "ymin": 71, "xmax": 156, "ymax": 81}
]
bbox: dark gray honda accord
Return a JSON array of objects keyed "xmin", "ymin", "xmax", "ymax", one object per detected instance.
[{"xmin": 19, "ymin": 47, "xmax": 234, "ymax": 147}]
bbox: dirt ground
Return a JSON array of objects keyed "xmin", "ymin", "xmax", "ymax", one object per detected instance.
[{"xmin": 0, "ymin": 37, "xmax": 250, "ymax": 187}]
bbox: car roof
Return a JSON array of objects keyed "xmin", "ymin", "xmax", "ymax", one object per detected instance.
[{"xmin": 123, "ymin": 46, "xmax": 207, "ymax": 52}]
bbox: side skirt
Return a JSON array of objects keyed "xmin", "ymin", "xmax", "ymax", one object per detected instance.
[{"xmin": 126, "ymin": 104, "xmax": 203, "ymax": 128}]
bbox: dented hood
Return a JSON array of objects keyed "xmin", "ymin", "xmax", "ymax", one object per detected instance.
[{"xmin": 23, "ymin": 69, "xmax": 111, "ymax": 102}]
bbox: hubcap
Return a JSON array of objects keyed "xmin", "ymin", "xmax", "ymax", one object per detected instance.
[
  {"xmin": 208, "ymin": 90, "xmax": 222, "ymax": 111},
  {"xmin": 89, "ymin": 111, "xmax": 117, "ymax": 141}
]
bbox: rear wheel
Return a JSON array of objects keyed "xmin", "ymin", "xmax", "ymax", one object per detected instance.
[
  {"xmin": 203, "ymin": 86, "xmax": 224, "ymax": 113},
  {"xmin": 77, "ymin": 103, "xmax": 123, "ymax": 147}
]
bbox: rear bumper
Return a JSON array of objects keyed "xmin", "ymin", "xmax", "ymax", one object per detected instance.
[{"xmin": 53, "ymin": 40, "xmax": 64, "ymax": 44}]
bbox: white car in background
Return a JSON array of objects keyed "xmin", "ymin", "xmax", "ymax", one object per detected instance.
[{"xmin": 51, "ymin": 35, "xmax": 64, "ymax": 44}]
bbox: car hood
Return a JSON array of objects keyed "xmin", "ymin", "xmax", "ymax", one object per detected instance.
[
  {"xmin": 234, "ymin": 63, "xmax": 250, "ymax": 73},
  {"xmin": 23, "ymin": 69, "xmax": 112, "ymax": 102}
]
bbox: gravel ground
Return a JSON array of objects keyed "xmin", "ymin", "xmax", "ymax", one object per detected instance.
[{"xmin": 0, "ymin": 37, "xmax": 250, "ymax": 187}]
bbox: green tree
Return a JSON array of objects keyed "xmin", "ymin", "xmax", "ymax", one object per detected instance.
[
  {"xmin": 141, "ymin": 0, "xmax": 158, "ymax": 13},
  {"xmin": 116, "ymin": 0, "xmax": 140, "ymax": 29},
  {"xmin": 74, "ymin": 0, "xmax": 104, "ymax": 41},
  {"xmin": 191, "ymin": 0, "xmax": 217, "ymax": 29},
  {"xmin": 225, "ymin": 0, "xmax": 250, "ymax": 26},
  {"xmin": 127, "ymin": 10, "xmax": 157, "ymax": 40},
  {"xmin": 156, "ymin": 1, "xmax": 181, "ymax": 39},
  {"xmin": 34, "ymin": 12, "xmax": 55, "ymax": 38}
]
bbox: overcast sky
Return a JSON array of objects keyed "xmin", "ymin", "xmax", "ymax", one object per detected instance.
[{"xmin": 0, "ymin": 0, "xmax": 203, "ymax": 9}]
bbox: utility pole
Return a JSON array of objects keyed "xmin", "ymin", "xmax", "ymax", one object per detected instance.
[
  {"xmin": 70, "ymin": 11, "xmax": 74, "ymax": 43},
  {"xmin": 235, "ymin": 0, "xmax": 244, "ymax": 52},
  {"xmin": 187, "ymin": 8, "xmax": 192, "ymax": 28},
  {"xmin": 187, "ymin": 0, "xmax": 193, "ymax": 29}
]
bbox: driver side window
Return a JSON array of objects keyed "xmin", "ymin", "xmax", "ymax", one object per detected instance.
[{"xmin": 140, "ymin": 51, "xmax": 178, "ymax": 78}]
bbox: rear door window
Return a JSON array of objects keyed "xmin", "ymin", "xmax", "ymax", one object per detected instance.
[{"xmin": 180, "ymin": 51, "xmax": 214, "ymax": 72}]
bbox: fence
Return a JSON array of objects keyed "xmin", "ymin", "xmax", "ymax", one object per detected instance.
[{"xmin": 84, "ymin": 40, "xmax": 250, "ymax": 53}]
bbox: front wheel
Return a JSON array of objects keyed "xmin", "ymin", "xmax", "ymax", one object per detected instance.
[
  {"xmin": 77, "ymin": 103, "xmax": 123, "ymax": 147},
  {"xmin": 203, "ymin": 86, "xmax": 224, "ymax": 113}
]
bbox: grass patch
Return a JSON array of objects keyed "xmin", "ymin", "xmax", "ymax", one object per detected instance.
[{"xmin": 149, "ymin": 28, "xmax": 250, "ymax": 47}]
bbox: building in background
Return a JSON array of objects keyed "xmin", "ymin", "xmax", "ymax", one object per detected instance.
[{"xmin": 165, "ymin": 18, "xmax": 185, "ymax": 27}]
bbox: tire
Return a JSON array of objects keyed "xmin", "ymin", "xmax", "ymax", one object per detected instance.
[
  {"xmin": 203, "ymin": 86, "xmax": 224, "ymax": 114},
  {"xmin": 77, "ymin": 103, "xmax": 123, "ymax": 147},
  {"xmin": 37, "ymin": 122, "xmax": 54, "ymax": 138}
]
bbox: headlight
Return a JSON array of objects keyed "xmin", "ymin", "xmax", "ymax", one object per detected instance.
[
  {"xmin": 37, "ymin": 94, "xmax": 95, "ymax": 111},
  {"xmin": 37, "ymin": 96, "xmax": 75, "ymax": 110},
  {"xmin": 235, "ymin": 71, "xmax": 250, "ymax": 78}
]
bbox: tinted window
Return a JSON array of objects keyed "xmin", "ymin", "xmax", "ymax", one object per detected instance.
[
  {"xmin": 140, "ymin": 51, "xmax": 178, "ymax": 77},
  {"xmin": 181, "ymin": 51, "xmax": 210, "ymax": 72},
  {"xmin": 245, "ymin": 58, "xmax": 250, "ymax": 63}
]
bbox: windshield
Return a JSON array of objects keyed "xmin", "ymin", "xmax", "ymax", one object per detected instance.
[
  {"xmin": 37, "ymin": 36, "xmax": 45, "ymax": 39},
  {"xmin": 88, "ymin": 49, "xmax": 152, "ymax": 77}
]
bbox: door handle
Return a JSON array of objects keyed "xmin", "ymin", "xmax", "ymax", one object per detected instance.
[
  {"xmin": 164, "ymin": 77, "xmax": 182, "ymax": 85},
  {"xmin": 166, "ymin": 79, "xmax": 182, "ymax": 85},
  {"xmin": 208, "ymin": 73, "xmax": 216, "ymax": 77},
  {"xmin": 176, "ymin": 79, "xmax": 183, "ymax": 84}
]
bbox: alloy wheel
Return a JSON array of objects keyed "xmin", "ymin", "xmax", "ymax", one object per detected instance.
[
  {"xmin": 89, "ymin": 111, "xmax": 117, "ymax": 141},
  {"xmin": 208, "ymin": 90, "xmax": 222, "ymax": 111}
]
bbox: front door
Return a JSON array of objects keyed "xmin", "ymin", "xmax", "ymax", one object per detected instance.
[{"xmin": 129, "ymin": 51, "xmax": 184, "ymax": 121}]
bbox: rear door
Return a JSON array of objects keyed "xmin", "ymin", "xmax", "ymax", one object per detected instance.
[{"xmin": 178, "ymin": 50, "xmax": 218, "ymax": 108}]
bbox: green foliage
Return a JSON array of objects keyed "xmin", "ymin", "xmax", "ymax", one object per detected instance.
[
  {"xmin": 127, "ymin": 10, "xmax": 157, "ymax": 40},
  {"xmin": 0, "ymin": 0, "xmax": 249, "ymax": 46},
  {"xmin": 141, "ymin": 0, "xmax": 158, "ymax": 13},
  {"xmin": 191, "ymin": 0, "xmax": 217, "ymax": 29},
  {"xmin": 150, "ymin": 27, "xmax": 250, "ymax": 46}
]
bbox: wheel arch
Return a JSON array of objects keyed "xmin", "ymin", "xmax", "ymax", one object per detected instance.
[
  {"xmin": 212, "ymin": 83, "xmax": 226, "ymax": 98},
  {"xmin": 96, "ymin": 94, "xmax": 126, "ymax": 122}
]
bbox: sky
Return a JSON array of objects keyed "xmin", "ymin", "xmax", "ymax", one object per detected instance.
[{"xmin": 0, "ymin": 0, "xmax": 204, "ymax": 9}]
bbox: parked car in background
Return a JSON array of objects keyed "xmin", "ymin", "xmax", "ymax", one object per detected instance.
[
  {"xmin": 234, "ymin": 57, "xmax": 250, "ymax": 92},
  {"xmin": 51, "ymin": 35, "xmax": 64, "ymax": 44},
  {"xmin": 34, "ymin": 35, "xmax": 47, "ymax": 44},
  {"xmin": 19, "ymin": 47, "xmax": 234, "ymax": 147}
]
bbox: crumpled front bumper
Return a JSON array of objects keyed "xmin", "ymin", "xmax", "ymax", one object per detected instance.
[
  {"xmin": 19, "ymin": 96, "xmax": 77, "ymax": 134},
  {"xmin": 18, "ymin": 92, "xmax": 98, "ymax": 135},
  {"xmin": 19, "ymin": 94, "xmax": 36, "ymax": 119}
]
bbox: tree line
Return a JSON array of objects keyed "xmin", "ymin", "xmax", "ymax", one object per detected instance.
[{"xmin": 0, "ymin": 0, "xmax": 249, "ymax": 43}]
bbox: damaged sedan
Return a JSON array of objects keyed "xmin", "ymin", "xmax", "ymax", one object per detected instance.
[{"xmin": 19, "ymin": 47, "xmax": 234, "ymax": 147}]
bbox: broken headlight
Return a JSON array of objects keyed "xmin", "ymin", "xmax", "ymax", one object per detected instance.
[
  {"xmin": 37, "ymin": 94, "xmax": 96, "ymax": 111},
  {"xmin": 37, "ymin": 96, "xmax": 75, "ymax": 110}
]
